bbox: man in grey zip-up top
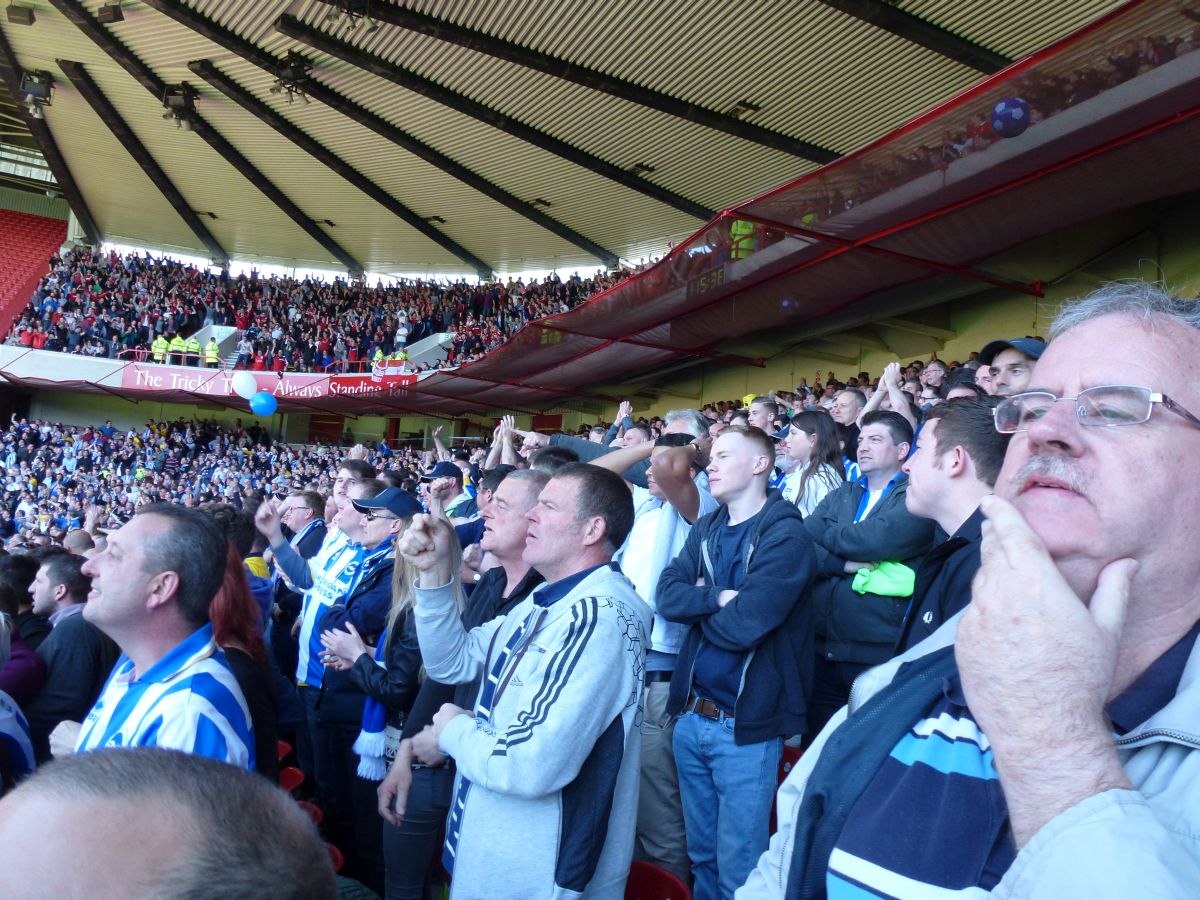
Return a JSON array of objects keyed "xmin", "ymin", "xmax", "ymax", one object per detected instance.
[
  {"xmin": 738, "ymin": 282, "xmax": 1200, "ymax": 898},
  {"xmin": 658, "ymin": 426, "xmax": 816, "ymax": 900},
  {"xmin": 400, "ymin": 463, "xmax": 651, "ymax": 899}
]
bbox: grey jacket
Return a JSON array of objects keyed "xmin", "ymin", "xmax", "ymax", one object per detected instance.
[
  {"xmin": 737, "ymin": 613, "xmax": 1200, "ymax": 898},
  {"xmin": 414, "ymin": 565, "xmax": 652, "ymax": 899}
]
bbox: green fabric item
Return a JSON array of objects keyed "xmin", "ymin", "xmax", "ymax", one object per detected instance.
[{"xmin": 851, "ymin": 561, "xmax": 916, "ymax": 597}]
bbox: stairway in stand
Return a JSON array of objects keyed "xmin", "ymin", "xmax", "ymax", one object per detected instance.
[{"xmin": 0, "ymin": 210, "xmax": 69, "ymax": 335}]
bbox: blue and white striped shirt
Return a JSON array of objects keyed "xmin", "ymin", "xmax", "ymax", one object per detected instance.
[
  {"xmin": 0, "ymin": 688, "xmax": 34, "ymax": 792},
  {"xmin": 76, "ymin": 623, "xmax": 255, "ymax": 770},
  {"xmin": 295, "ymin": 528, "xmax": 360, "ymax": 686}
]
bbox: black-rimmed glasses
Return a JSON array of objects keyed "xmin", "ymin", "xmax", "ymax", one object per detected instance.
[{"xmin": 993, "ymin": 384, "xmax": 1200, "ymax": 434}]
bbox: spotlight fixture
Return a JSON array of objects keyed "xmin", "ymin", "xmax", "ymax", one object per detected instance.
[
  {"xmin": 161, "ymin": 83, "xmax": 197, "ymax": 130},
  {"xmin": 324, "ymin": 0, "xmax": 378, "ymax": 33},
  {"xmin": 270, "ymin": 51, "xmax": 312, "ymax": 106},
  {"xmin": 6, "ymin": 3, "xmax": 35, "ymax": 26},
  {"xmin": 19, "ymin": 70, "xmax": 53, "ymax": 119}
]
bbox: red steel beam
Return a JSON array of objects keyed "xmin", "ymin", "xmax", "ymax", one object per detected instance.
[
  {"xmin": 533, "ymin": 322, "xmax": 766, "ymax": 366},
  {"xmin": 507, "ymin": 100, "xmax": 1200, "ymax": 388},
  {"xmin": 727, "ymin": 210, "xmax": 1043, "ymax": 297}
]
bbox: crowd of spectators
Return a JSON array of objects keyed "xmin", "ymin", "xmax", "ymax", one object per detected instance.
[
  {"xmin": 0, "ymin": 412, "xmax": 453, "ymax": 544},
  {"xmin": 1, "ymin": 281, "xmax": 1198, "ymax": 900},
  {"xmin": 4, "ymin": 245, "xmax": 635, "ymax": 375}
]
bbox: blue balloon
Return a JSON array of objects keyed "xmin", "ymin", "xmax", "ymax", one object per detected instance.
[
  {"xmin": 249, "ymin": 391, "xmax": 278, "ymax": 417},
  {"xmin": 990, "ymin": 97, "xmax": 1031, "ymax": 138}
]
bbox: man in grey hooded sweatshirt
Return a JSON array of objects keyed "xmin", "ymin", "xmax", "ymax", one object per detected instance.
[{"xmin": 400, "ymin": 462, "xmax": 652, "ymax": 899}]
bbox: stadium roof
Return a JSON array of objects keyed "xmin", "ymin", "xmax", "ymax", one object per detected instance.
[{"xmin": 0, "ymin": 0, "xmax": 1124, "ymax": 277}]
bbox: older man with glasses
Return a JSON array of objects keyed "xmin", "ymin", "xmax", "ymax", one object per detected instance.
[{"xmin": 739, "ymin": 282, "xmax": 1200, "ymax": 899}]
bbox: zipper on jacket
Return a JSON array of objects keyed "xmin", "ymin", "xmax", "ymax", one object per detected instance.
[{"xmin": 1114, "ymin": 727, "xmax": 1200, "ymax": 749}]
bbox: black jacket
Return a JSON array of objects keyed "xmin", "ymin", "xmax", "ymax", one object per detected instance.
[
  {"xmin": 804, "ymin": 475, "xmax": 936, "ymax": 666},
  {"xmin": 25, "ymin": 611, "xmax": 118, "ymax": 761},
  {"xmin": 314, "ymin": 551, "xmax": 396, "ymax": 729},
  {"xmin": 894, "ymin": 507, "xmax": 983, "ymax": 654},
  {"xmin": 658, "ymin": 491, "xmax": 816, "ymax": 744},
  {"xmin": 348, "ymin": 611, "xmax": 422, "ymax": 731}
]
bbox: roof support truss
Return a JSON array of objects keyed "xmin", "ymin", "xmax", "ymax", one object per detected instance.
[
  {"xmin": 138, "ymin": 0, "xmax": 619, "ymax": 268},
  {"xmin": 315, "ymin": 0, "xmax": 838, "ymax": 164},
  {"xmin": 45, "ymin": 0, "xmax": 365, "ymax": 276},
  {"xmin": 58, "ymin": 60, "xmax": 229, "ymax": 267},
  {"xmin": 278, "ymin": 15, "xmax": 713, "ymax": 221},
  {"xmin": 815, "ymin": 0, "xmax": 1011, "ymax": 74},
  {"xmin": 188, "ymin": 59, "xmax": 494, "ymax": 279},
  {"xmin": 0, "ymin": 25, "xmax": 100, "ymax": 243}
]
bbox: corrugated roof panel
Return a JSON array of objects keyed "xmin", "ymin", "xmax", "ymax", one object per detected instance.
[
  {"xmin": 0, "ymin": 0, "xmax": 1136, "ymax": 274},
  {"xmin": 896, "ymin": 1, "xmax": 1126, "ymax": 60}
]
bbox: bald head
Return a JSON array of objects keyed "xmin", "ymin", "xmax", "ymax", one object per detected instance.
[{"xmin": 0, "ymin": 748, "xmax": 336, "ymax": 899}]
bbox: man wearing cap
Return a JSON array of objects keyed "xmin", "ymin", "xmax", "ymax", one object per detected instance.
[
  {"xmin": 421, "ymin": 461, "xmax": 474, "ymax": 522},
  {"xmin": 314, "ymin": 482, "xmax": 420, "ymax": 889},
  {"xmin": 978, "ymin": 337, "xmax": 1046, "ymax": 397}
]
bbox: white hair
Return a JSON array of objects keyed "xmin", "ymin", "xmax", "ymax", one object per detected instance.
[
  {"xmin": 1049, "ymin": 281, "xmax": 1200, "ymax": 341},
  {"xmin": 663, "ymin": 408, "xmax": 711, "ymax": 439}
]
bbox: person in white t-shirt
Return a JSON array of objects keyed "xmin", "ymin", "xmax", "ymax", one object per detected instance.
[{"xmin": 592, "ymin": 431, "xmax": 718, "ymax": 881}]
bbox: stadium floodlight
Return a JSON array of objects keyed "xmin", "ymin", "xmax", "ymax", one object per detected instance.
[
  {"xmin": 272, "ymin": 51, "xmax": 312, "ymax": 106},
  {"xmin": 20, "ymin": 70, "xmax": 53, "ymax": 119},
  {"xmin": 161, "ymin": 83, "xmax": 197, "ymax": 130},
  {"xmin": 325, "ymin": 0, "xmax": 378, "ymax": 33}
]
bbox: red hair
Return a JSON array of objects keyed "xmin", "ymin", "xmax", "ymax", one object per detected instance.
[{"xmin": 210, "ymin": 542, "xmax": 266, "ymax": 661}]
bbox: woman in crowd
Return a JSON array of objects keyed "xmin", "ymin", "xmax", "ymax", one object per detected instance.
[
  {"xmin": 781, "ymin": 410, "xmax": 845, "ymax": 516},
  {"xmin": 320, "ymin": 508, "xmax": 435, "ymax": 899},
  {"xmin": 209, "ymin": 541, "xmax": 279, "ymax": 782}
]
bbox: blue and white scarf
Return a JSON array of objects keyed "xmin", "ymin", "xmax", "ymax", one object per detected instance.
[{"xmin": 352, "ymin": 624, "xmax": 389, "ymax": 780}]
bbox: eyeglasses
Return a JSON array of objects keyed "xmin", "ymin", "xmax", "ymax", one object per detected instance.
[
  {"xmin": 363, "ymin": 511, "xmax": 400, "ymax": 522},
  {"xmin": 993, "ymin": 384, "xmax": 1200, "ymax": 434}
]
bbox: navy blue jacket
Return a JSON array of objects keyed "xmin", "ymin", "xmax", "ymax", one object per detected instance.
[
  {"xmin": 314, "ymin": 550, "xmax": 396, "ymax": 729},
  {"xmin": 894, "ymin": 507, "xmax": 983, "ymax": 654},
  {"xmin": 657, "ymin": 490, "xmax": 816, "ymax": 744}
]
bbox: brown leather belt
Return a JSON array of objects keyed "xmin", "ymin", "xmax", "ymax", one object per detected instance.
[{"xmin": 686, "ymin": 692, "xmax": 731, "ymax": 720}]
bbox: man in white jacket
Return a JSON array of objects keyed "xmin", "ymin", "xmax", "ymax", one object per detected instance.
[
  {"xmin": 400, "ymin": 462, "xmax": 651, "ymax": 899},
  {"xmin": 739, "ymin": 281, "xmax": 1200, "ymax": 898}
]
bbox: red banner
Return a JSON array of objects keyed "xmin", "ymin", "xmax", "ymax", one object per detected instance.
[{"xmin": 118, "ymin": 362, "xmax": 426, "ymax": 401}]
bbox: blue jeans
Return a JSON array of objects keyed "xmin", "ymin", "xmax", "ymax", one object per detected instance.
[{"xmin": 673, "ymin": 711, "xmax": 782, "ymax": 900}]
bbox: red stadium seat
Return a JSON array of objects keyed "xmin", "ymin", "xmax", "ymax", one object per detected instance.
[
  {"xmin": 624, "ymin": 860, "xmax": 691, "ymax": 900},
  {"xmin": 278, "ymin": 766, "xmax": 305, "ymax": 794},
  {"xmin": 277, "ymin": 739, "xmax": 292, "ymax": 762},
  {"xmin": 326, "ymin": 842, "xmax": 344, "ymax": 873},
  {"xmin": 296, "ymin": 800, "xmax": 324, "ymax": 826}
]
